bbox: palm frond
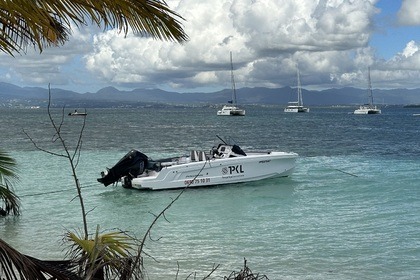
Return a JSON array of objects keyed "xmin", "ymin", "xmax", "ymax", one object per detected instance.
[
  {"xmin": 0, "ymin": 0, "xmax": 188, "ymax": 55},
  {"xmin": 0, "ymin": 186, "xmax": 20, "ymax": 216},
  {"xmin": 0, "ymin": 149, "xmax": 20, "ymax": 215},
  {"xmin": 0, "ymin": 150, "xmax": 19, "ymax": 184},
  {"xmin": 0, "ymin": 238, "xmax": 81, "ymax": 280},
  {"xmin": 66, "ymin": 227, "xmax": 142, "ymax": 278}
]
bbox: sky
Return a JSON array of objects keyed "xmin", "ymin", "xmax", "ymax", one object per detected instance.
[{"xmin": 0, "ymin": 0, "xmax": 419, "ymax": 93}]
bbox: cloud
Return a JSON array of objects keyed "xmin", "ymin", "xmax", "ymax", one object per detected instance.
[
  {"xmin": 388, "ymin": 40, "xmax": 420, "ymax": 71},
  {"xmin": 400, "ymin": 40, "xmax": 420, "ymax": 58},
  {"xmin": 331, "ymin": 40, "xmax": 420, "ymax": 89},
  {"xmin": 84, "ymin": 0, "xmax": 380, "ymax": 90},
  {"xmin": 0, "ymin": 25, "xmax": 96, "ymax": 88},
  {"xmin": 397, "ymin": 0, "xmax": 420, "ymax": 26},
  {"xmin": 1, "ymin": 0, "xmax": 419, "ymax": 92}
]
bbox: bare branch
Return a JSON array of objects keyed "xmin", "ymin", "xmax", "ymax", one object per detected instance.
[
  {"xmin": 24, "ymin": 84, "xmax": 89, "ymax": 239},
  {"xmin": 23, "ymin": 129, "xmax": 66, "ymax": 158}
]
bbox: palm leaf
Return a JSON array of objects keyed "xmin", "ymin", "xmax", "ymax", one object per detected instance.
[
  {"xmin": 67, "ymin": 231, "xmax": 135, "ymax": 260},
  {"xmin": 0, "ymin": 149, "xmax": 20, "ymax": 215},
  {"xmin": 0, "ymin": 186, "xmax": 20, "ymax": 216},
  {"xmin": 0, "ymin": 150, "xmax": 19, "ymax": 184},
  {"xmin": 0, "ymin": 238, "xmax": 81, "ymax": 280},
  {"xmin": 66, "ymin": 228, "xmax": 140, "ymax": 278},
  {"xmin": 0, "ymin": 0, "xmax": 188, "ymax": 55}
]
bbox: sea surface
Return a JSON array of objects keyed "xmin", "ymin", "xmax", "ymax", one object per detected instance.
[{"xmin": 1, "ymin": 105, "xmax": 419, "ymax": 279}]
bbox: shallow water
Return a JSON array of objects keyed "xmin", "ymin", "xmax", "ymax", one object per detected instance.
[{"xmin": 1, "ymin": 106, "xmax": 419, "ymax": 279}]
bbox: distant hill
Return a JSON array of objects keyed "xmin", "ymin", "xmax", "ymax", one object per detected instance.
[{"xmin": 1, "ymin": 82, "xmax": 419, "ymax": 108}]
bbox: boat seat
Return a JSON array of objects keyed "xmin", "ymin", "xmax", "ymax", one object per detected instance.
[{"xmin": 190, "ymin": 150, "xmax": 207, "ymax": 162}]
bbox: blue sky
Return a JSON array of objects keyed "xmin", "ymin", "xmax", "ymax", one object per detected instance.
[
  {"xmin": 370, "ymin": 1, "xmax": 418, "ymax": 59},
  {"xmin": 0, "ymin": 0, "xmax": 419, "ymax": 93}
]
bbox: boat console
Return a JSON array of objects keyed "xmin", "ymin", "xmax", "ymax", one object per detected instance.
[{"xmin": 212, "ymin": 144, "xmax": 247, "ymax": 158}]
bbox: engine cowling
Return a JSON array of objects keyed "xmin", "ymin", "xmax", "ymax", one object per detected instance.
[{"xmin": 97, "ymin": 150, "xmax": 148, "ymax": 186}]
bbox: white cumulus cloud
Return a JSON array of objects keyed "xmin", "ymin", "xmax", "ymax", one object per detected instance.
[
  {"xmin": 84, "ymin": 0, "xmax": 381, "ymax": 90},
  {"xmin": 397, "ymin": 0, "xmax": 420, "ymax": 25},
  {"xmin": 1, "ymin": 0, "xmax": 419, "ymax": 92}
]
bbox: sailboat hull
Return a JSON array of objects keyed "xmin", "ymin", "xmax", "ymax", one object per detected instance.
[
  {"xmin": 353, "ymin": 105, "xmax": 381, "ymax": 114},
  {"xmin": 284, "ymin": 106, "xmax": 309, "ymax": 113},
  {"xmin": 217, "ymin": 105, "xmax": 245, "ymax": 116}
]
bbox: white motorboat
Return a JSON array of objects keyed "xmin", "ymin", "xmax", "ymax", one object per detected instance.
[
  {"xmin": 217, "ymin": 52, "xmax": 245, "ymax": 116},
  {"xmin": 68, "ymin": 110, "xmax": 87, "ymax": 116},
  {"xmin": 354, "ymin": 67, "xmax": 381, "ymax": 115},
  {"xmin": 97, "ymin": 137, "xmax": 297, "ymax": 190},
  {"xmin": 284, "ymin": 66, "xmax": 309, "ymax": 113}
]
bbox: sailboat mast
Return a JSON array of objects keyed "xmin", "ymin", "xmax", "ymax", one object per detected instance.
[
  {"xmin": 297, "ymin": 67, "xmax": 303, "ymax": 106},
  {"xmin": 367, "ymin": 67, "xmax": 374, "ymax": 106},
  {"xmin": 230, "ymin": 51, "xmax": 237, "ymax": 105}
]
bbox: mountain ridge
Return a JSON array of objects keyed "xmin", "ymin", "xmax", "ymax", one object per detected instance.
[{"xmin": 1, "ymin": 82, "xmax": 419, "ymax": 107}]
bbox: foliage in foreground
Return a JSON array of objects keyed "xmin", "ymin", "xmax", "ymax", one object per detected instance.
[
  {"xmin": 224, "ymin": 259, "xmax": 269, "ymax": 280},
  {"xmin": 0, "ymin": 149, "xmax": 20, "ymax": 216},
  {"xmin": 65, "ymin": 227, "xmax": 143, "ymax": 279},
  {"xmin": 0, "ymin": 0, "xmax": 188, "ymax": 55},
  {"xmin": 0, "ymin": 237, "xmax": 80, "ymax": 280}
]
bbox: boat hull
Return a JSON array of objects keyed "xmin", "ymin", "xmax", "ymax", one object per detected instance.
[
  {"xmin": 353, "ymin": 106, "xmax": 381, "ymax": 114},
  {"xmin": 284, "ymin": 106, "xmax": 309, "ymax": 113},
  {"xmin": 130, "ymin": 152, "xmax": 297, "ymax": 190},
  {"xmin": 217, "ymin": 105, "xmax": 245, "ymax": 116}
]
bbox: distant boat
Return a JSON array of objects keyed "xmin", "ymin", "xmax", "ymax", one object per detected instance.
[
  {"xmin": 217, "ymin": 52, "xmax": 245, "ymax": 116},
  {"xmin": 413, "ymin": 113, "xmax": 420, "ymax": 117},
  {"xmin": 354, "ymin": 67, "xmax": 381, "ymax": 115},
  {"xmin": 68, "ymin": 110, "xmax": 87, "ymax": 116},
  {"xmin": 284, "ymin": 65, "xmax": 309, "ymax": 113}
]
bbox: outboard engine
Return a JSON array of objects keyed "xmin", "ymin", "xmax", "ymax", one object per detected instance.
[{"xmin": 97, "ymin": 150, "xmax": 148, "ymax": 186}]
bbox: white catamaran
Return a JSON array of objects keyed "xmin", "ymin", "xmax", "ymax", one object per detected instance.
[
  {"xmin": 217, "ymin": 52, "xmax": 245, "ymax": 116},
  {"xmin": 354, "ymin": 67, "xmax": 381, "ymax": 115},
  {"xmin": 284, "ymin": 66, "xmax": 309, "ymax": 113}
]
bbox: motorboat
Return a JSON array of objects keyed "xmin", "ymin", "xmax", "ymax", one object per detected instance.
[
  {"xmin": 68, "ymin": 110, "xmax": 87, "ymax": 116},
  {"xmin": 97, "ymin": 137, "xmax": 297, "ymax": 190},
  {"xmin": 354, "ymin": 67, "xmax": 381, "ymax": 115},
  {"xmin": 217, "ymin": 52, "xmax": 245, "ymax": 116},
  {"xmin": 284, "ymin": 65, "xmax": 309, "ymax": 113}
]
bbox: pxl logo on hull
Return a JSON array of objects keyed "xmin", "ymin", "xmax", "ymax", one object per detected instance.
[{"xmin": 222, "ymin": 165, "xmax": 244, "ymax": 175}]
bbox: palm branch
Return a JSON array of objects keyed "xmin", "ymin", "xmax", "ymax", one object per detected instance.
[
  {"xmin": 0, "ymin": 149, "xmax": 20, "ymax": 216},
  {"xmin": 0, "ymin": 238, "xmax": 81, "ymax": 280},
  {"xmin": 0, "ymin": 0, "xmax": 188, "ymax": 55},
  {"xmin": 66, "ymin": 227, "xmax": 141, "ymax": 279}
]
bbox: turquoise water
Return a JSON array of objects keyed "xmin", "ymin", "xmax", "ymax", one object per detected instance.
[{"xmin": 1, "ymin": 106, "xmax": 420, "ymax": 279}]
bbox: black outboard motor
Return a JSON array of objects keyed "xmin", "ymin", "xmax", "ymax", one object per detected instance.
[{"xmin": 97, "ymin": 150, "xmax": 148, "ymax": 186}]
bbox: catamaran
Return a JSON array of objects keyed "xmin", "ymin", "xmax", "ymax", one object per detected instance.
[
  {"xmin": 354, "ymin": 67, "xmax": 381, "ymax": 115},
  {"xmin": 284, "ymin": 66, "xmax": 309, "ymax": 113},
  {"xmin": 217, "ymin": 52, "xmax": 245, "ymax": 116}
]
